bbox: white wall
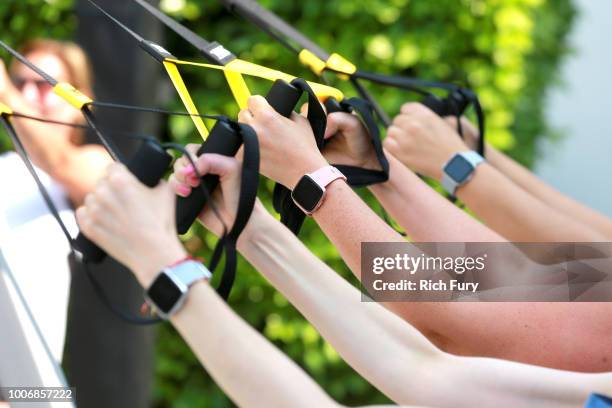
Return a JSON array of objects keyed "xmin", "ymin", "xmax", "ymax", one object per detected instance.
[{"xmin": 535, "ymin": 0, "xmax": 612, "ymax": 217}]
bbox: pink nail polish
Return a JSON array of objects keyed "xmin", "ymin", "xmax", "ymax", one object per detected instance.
[
  {"xmin": 177, "ymin": 184, "xmax": 191, "ymax": 196},
  {"xmin": 182, "ymin": 165, "xmax": 195, "ymax": 176}
]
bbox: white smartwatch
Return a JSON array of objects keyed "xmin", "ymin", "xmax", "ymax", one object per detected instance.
[
  {"xmin": 145, "ymin": 260, "xmax": 212, "ymax": 319},
  {"xmin": 441, "ymin": 151, "xmax": 484, "ymax": 196}
]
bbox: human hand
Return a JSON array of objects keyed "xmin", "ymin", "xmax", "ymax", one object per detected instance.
[
  {"xmin": 169, "ymin": 145, "xmax": 256, "ymax": 237},
  {"xmin": 444, "ymin": 115, "xmax": 480, "ymax": 152},
  {"xmin": 317, "ymin": 107, "xmax": 380, "ymax": 170},
  {"xmin": 384, "ymin": 103, "xmax": 470, "ymax": 180},
  {"xmin": 237, "ymin": 95, "xmax": 327, "ymax": 188},
  {"xmin": 76, "ymin": 163, "xmax": 186, "ymax": 287}
]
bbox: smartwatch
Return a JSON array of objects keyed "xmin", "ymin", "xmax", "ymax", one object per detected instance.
[
  {"xmin": 291, "ymin": 166, "xmax": 346, "ymax": 215},
  {"xmin": 145, "ymin": 260, "xmax": 212, "ymax": 319},
  {"xmin": 441, "ymin": 151, "xmax": 484, "ymax": 196}
]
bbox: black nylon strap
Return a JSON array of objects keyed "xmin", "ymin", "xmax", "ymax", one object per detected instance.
[
  {"xmin": 329, "ymin": 97, "xmax": 389, "ymax": 187},
  {"xmin": 272, "ymin": 78, "xmax": 326, "ymax": 235},
  {"xmin": 206, "ymin": 122, "xmax": 260, "ymax": 299},
  {"xmin": 131, "ymin": 0, "xmax": 237, "ymax": 65}
]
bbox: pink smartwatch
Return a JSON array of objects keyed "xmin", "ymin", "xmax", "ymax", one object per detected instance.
[{"xmin": 291, "ymin": 166, "xmax": 347, "ymax": 215}]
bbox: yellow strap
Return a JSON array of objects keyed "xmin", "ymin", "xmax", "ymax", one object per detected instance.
[
  {"xmin": 162, "ymin": 61, "xmax": 209, "ymax": 140},
  {"xmin": 166, "ymin": 57, "xmax": 344, "ymax": 103},
  {"xmin": 223, "ymin": 60, "xmax": 251, "ymax": 109},
  {"xmin": 0, "ymin": 102, "xmax": 13, "ymax": 116},
  {"xmin": 53, "ymin": 83, "xmax": 93, "ymax": 109}
]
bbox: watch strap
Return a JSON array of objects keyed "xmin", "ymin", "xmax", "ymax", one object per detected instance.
[
  {"xmin": 308, "ymin": 166, "xmax": 346, "ymax": 188},
  {"xmin": 167, "ymin": 260, "xmax": 212, "ymax": 287}
]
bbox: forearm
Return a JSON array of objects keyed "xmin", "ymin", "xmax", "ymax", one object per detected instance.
[
  {"xmin": 238, "ymin": 210, "xmax": 444, "ymax": 405},
  {"xmin": 487, "ymin": 145, "xmax": 612, "ymax": 239},
  {"xmin": 369, "ymin": 153, "xmax": 504, "ymax": 242},
  {"xmin": 310, "ymin": 179, "xmax": 405, "ymax": 274},
  {"xmin": 456, "ymin": 162, "xmax": 606, "ymax": 242},
  {"xmin": 170, "ymin": 280, "xmax": 338, "ymax": 408},
  {"xmin": 440, "ymin": 354, "xmax": 610, "ymax": 408}
]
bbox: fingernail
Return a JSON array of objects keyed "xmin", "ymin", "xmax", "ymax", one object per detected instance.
[
  {"xmin": 188, "ymin": 175, "xmax": 200, "ymax": 187},
  {"xmin": 182, "ymin": 165, "xmax": 195, "ymax": 176},
  {"xmin": 177, "ymin": 184, "xmax": 191, "ymax": 197}
]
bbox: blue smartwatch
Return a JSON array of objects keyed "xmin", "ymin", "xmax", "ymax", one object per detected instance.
[{"xmin": 441, "ymin": 151, "xmax": 484, "ymax": 196}]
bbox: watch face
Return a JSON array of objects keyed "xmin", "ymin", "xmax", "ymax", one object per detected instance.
[
  {"xmin": 292, "ymin": 175, "xmax": 325, "ymax": 213},
  {"xmin": 444, "ymin": 155, "xmax": 474, "ymax": 183},
  {"xmin": 147, "ymin": 272, "xmax": 183, "ymax": 315}
]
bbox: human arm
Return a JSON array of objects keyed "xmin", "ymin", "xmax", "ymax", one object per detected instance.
[
  {"xmin": 384, "ymin": 103, "xmax": 606, "ymax": 242},
  {"xmin": 171, "ymin": 155, "xmax": 612, "ymax": 407},
  {"xmin": 449, "ymin": 116, "xmax": 612, "ymax": 239},
  {"xmin": 237, "ymin": 96, "xmax": 406, "ymax": 276},
  {"xmin": 319, "ymin": 109, "xmax": 504, "ymax": 242}
]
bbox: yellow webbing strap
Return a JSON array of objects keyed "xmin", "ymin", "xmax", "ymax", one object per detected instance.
[
  {"xmin": 298, "ymin": 50, "xmax": 357, "ymax": 79},
  {"xmin": 53, "ymin": 83, "xmax": 94, "ymax": 109},
  {"xmin": 0, "ymin": 102, "xmax": 13, "ymax": 116},
  {"xmin": 223, "ymin": 60, "xmax": 252, "ymax": 109},
  {"xmin": 162, "ymin": 61, "xmax": 210, "ymax": 139},
  {"xmin": 165, "ymin": 57, "xmax": 345, "ymax": 106}
]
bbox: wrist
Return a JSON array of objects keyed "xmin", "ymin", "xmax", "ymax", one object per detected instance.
[
  {"xmin": 286, "ymin": 156, "xmax": 329, "ymax": 189},
  {"xmin": 131, "ymin": 240, "xmax": 188, "ymax": 288}
]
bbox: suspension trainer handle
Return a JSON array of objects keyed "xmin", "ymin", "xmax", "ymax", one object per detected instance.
[
  {"xmin": 74, "ymin": 140, "xmax": 173, "ymax": 262},
  {"xmin": 175, "ymin": 79, "xmax": 302, "ymax": 234}
]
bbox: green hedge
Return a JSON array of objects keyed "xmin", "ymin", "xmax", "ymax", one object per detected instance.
[{"xmin": 0, "ymin": 0, "xmax": 576, "ymax": 406}]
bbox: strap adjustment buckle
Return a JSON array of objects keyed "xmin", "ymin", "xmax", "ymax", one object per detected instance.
[
  {"xmin": 53, "ymin": 83, "xmax": 93, "ymax": 109},
  {"xmin": 203, "ymin": 42, "xmax": 236, "ymax": 65},
  {"xmin": 140, "ymin": 40, "xmax": 177, "ymax": 63},
  {"xmin": 325, "ymin": 53, "xmax": 357, "ymax": 78},
  {"xmin": 298, "ymin": 49, "xmax": 327, "ymax": 75},
  {"xmin": 0, "ymin": 102, "xmax": 13, "ymax": 117}
]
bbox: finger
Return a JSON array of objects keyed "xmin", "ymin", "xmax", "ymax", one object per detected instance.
[
  {"xmin": 324, "ymin": 112, "xmax": 358, "ymax": 139},
  {"xmin": 238, "ymin": 108, "xmax": 254, "ymax": 124},
  {"xmin": 75, "ymin": 206, "xmax": 114, "ymax": 250},
  {"xmin": 195, "ymin": 153, "xmax": 241, "ymax": 179},
  {"xmin": 324, "ymin": 113, "xmax": 340, "ymax": 139},
  {"xmin": 247, "ymin": 95, "xmax": 273, "ymax": 118},
  {"xmin": 299, "ymin": 103, "xmax": 309, "ymax": 116},
  {"xmin": 168, "ymin": 174, "xmax": 193, "ymax": 197},
  {"xmin": 400, "ymin": 102, "xmax": 427, "ymax": 115}
]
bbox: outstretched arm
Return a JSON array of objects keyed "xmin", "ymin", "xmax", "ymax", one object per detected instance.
[
  {"xmin": 450, "ymin": 117, "xmax": 612, "ymax": 240},
  {"xmin": 171, "ymin": 153, "xmax": 611, "ymax": 406},
  {"xmin": 384, "ymin": 103, "xmax": 606, "ymax": 242}
]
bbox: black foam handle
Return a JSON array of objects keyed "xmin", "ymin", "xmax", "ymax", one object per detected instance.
[
  {"xmin": 74, "ymin": 140, "xmax": 173, "ymax": 263},
  {"xmin": 323, "ymin": 98, "xmax": 345, "ymax": 114},
  {"xmin": 175, "ymin": 79, "xmax": 302, "ymax": 234},
  {"xmin": 422, "ymin": 90, "xmax": 470, "ymax": 117}
]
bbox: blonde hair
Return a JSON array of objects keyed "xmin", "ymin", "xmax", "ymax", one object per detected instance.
[{"xmin": 11, "ymin": 39, "xmax": 95, "ymax": 144}]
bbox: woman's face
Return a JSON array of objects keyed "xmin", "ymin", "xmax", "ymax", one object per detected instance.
[{"xmin": 11, "ymin": 50, "xmax": 77, "ymax": 120}]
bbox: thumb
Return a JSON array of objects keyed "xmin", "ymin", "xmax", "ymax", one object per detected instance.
[{"xmin": 324, "ymin": 112, "xmax": 356, "ymax": 139}]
